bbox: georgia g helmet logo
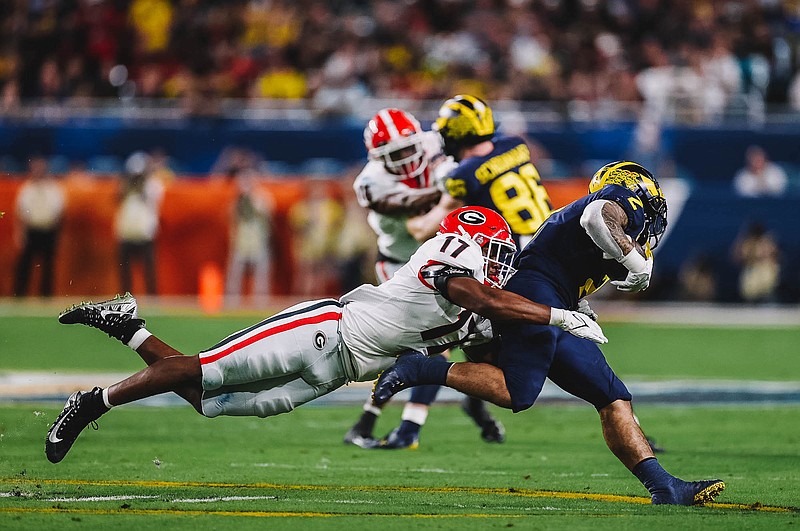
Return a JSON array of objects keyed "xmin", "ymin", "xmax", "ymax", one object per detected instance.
[{"xmin": 456, "ymin": 210, "xmax": 487, "ymax": 225}]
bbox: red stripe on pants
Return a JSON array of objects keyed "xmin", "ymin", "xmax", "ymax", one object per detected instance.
[{"xmin": 199, "ymin": 311, "xmax": 342, "ymax": 365}]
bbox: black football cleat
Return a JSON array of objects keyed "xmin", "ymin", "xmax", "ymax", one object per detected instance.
[
  {"xmin": 372, "ymin": 352, "xmax": 428, "ymax": 405},
  {"xmin": 462, "ymin": 396, "xmax": 506, "ymax": 443},
  {"xmin": 374, "ymin": 427, "xmax": 419, "ymax": 450},
  {"xmin": 46, "ymin": 387, "xmax": 108, "ymax": 463},
  {"xmin": 59, "ymin": 292, "xmax": 145, "ymax": 345},
  {"xmin": 343, "ymin": 427, "xmax": 379, "ymax": 449},
  {"xmin": 651, "ymin": 478, "xmax": 726, "ymax": 505}
]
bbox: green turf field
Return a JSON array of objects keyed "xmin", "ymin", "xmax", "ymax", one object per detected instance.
[{"xmin": 1, "ymin": 313, "xmax": 798, "ymax": 528}]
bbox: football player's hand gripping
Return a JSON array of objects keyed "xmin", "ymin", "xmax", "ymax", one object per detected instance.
[
  {"xmin": 611, "ymin": 248, "xmax": 652, "ymax": 293},
  {"xmin": 576, "ymin": 298, "xmax": 598, "ymax": 321},
  {"xmin": 444, "ymin": 277, "xmax": 608, "ymax": 345},
  {"xmin": 549, "ymin": 308, "xmax": 608, "ymax": 344}
]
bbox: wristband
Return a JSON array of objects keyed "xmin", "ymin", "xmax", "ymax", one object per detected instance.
[
  {"xmin": 617, "ymin": 247, "xmax": 648, "ymax": 274},
  {"xmin": 548, "ymin": 307, "xmax": 565, "ymax": 327}
]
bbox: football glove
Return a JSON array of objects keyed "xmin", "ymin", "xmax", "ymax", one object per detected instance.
[
  {"xmin": 461, "ymin": 315, "xmax": 494, "ymax": 347},
  {"xmin": 576, "ymin": 298, "xmax": 598, "ymax": 321},
  {"xmin": 549, "ymin": 308, "xmax": 608, "ymax": 344},
  {"xmin": 612, "ymin": 247, "xmax": 653, "ymax": 293}
]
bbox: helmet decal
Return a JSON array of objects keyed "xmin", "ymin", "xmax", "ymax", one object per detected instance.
[
  {"xmin": 456, "ymin": 209, "xmax": 487, "ymax": 225},
  {"xmin": 439, "ymin": 206, "xmax": 517, "ymax": 288},
  {"xmin": 433, "ymin": 95, "xmax": 495, "ymax": 159}
]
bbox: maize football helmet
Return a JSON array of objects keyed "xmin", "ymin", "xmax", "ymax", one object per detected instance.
[
  {"xmin": 438, "ymin": 206, "xmax": 517, "ymax": 288},
  {"xmin": 364, "ymin": 108, "xmax": 427, "ymax": 180},
  {"xmin": 433, "ymin": 95, "xmax": 495, "ymax": 160},
  {"xmin": 588, "ymin": 161, "xmax": 668, "ymax": 249}
]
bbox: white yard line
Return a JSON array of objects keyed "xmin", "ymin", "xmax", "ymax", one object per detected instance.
[{"xmin": 2, "ymin": 371, "xmax": 799, "ymax": 404}]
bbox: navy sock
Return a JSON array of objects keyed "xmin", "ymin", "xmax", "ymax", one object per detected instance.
[
  {"xmin": 417, "ymin": 356, "xmax": 452, "ymax": 385},
  {"xmin": 397, "ymin": 420, "xmax": 421, "ymax": 435},
  {"xmin": 632, "ymin": 457, "xmax": 677, "ymax": 495},
  {"xmin": 408, "ymin": 384, "xmax": 441, "ymax": 406}
]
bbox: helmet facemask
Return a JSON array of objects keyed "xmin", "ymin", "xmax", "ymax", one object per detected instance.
[
  {"xmin": 371, "ymin": 134, "xmax": 427, "ymax": 180},
  {"xmin": 438, "ymin": 206, "xmax": 517, "ymax": 288},
  {"xmin": 479, "ymin": 235, "xmax": 517, "ymax": 289}
]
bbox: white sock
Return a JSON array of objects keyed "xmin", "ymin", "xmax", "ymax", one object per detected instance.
[
  {"xmin": 101, "ymin": 387, "xmax": 114, "ymax": 409},
  {"xmin": 127, "ymin": 328, "xmax": 153, "ymax": 350},
  {"xmin": 401, "ymin": 402, "xmax": 429, "ymax": 426},
  {"xmin": 363, "ymin": 402, "xmax": 382, "ymax": 417}
]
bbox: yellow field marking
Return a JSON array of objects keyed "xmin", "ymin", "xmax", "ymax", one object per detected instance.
[
  {"xmin": 0, "ymin": 507, "xmax": 518, "ymax": 519},
  {"xmin": 1, "ymin": 477, "xmax": 795, "ymax": 513}
]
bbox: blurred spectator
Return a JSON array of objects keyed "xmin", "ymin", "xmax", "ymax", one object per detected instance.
[
  {"xmin": 147, "ymin": 148, "xmax": 176, "ymax": 185},
  {"xmin": 211, "ymin": 146, "xmax": 263, "ymax": 178},
  {"xmin": 731, "ymin": 221, "xmax": 781, "ymax": 303},
  {"xmin": 225, "ymin": 170, "xmax": 274, "ymax": 307},
  {"xmin": 288, "ymin": 181, "xmax": 344, "ymax": 296},
  {"xmin": 115, "ymin": 152, "xmax": 164, "ymax": 295},
  {"xmin": 13, "ymin": 156, "xmax": 65, "ymax": 297},
  {"xmin": 732, "ymin": 146, "xmax": 788, "ymax": 198},
  {"xmin": 677, "ymin": 253, "xmax": 718, "ymax": 302},
  {"xmin": 335, "ymin": 176, "xmax": 376, "ymax": 292},
  {"xmin": 790, "ymin": 71, "xmax": 800, "ymax": 112},
  {"xmin": 0, "ymin": 1, "xmax": 795, "ymax": 109}
]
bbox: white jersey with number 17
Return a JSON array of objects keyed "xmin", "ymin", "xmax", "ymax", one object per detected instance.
[{"xmin": 339, "ymin": 232, "xmax": 491, "ymax": 381}]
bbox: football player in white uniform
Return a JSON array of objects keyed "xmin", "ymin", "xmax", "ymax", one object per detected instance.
[
  {"xmin": 46, "ymin": 206, "xmax": 606, "ymax": 464},
  {"xmin": 348, "ymin": 108, "xmax": 505, "ymax": 449},
  {"xmin": 354, "ymin": 108, "xmax": 452, "ymax": 282}
]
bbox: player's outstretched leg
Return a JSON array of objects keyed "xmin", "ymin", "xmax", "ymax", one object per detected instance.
[
  {"xmin": 372, "ymin": 351, "xmax": 451, "ymax": 405},
  {"xmin": 45, "ymin": 387, "xmax": 109, "ymax": 464},
  {"xmin": 58, "ymin": 293, "xmax": 145, "ymax": 346},
  {"xmin": 462, "ymin": 396, "xmax": 505, "ymax": 443}
]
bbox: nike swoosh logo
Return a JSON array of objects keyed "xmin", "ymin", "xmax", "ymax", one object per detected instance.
[{"xmin": 48, "ymin": 413, "xmax": 70, "ymax": 444}]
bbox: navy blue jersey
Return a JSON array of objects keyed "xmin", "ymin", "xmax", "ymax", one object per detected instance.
[
  {"xmin": 514, "ymin": 184, "xmax": 647, "ymax": 308},
  {"xmin": 443, "ymin": 136, "xmax": 552, "ymax": 238}
]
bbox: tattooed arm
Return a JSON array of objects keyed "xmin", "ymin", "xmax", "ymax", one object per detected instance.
[{"xmin": 580, "ymin": 199, "xmax": 652, "ymax": 292}]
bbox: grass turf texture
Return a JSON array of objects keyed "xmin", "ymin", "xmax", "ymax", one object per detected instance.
[
  {"xmin": 0, "ymin": 404, "xmax": 798, "ymax": 529},
  {"xmin": 1, "ymin": 315, "xmax": 799, "ymax": 380},
  {"xmin": 0, "ymin": 314, "xmax": 799, "ymax": 528}
]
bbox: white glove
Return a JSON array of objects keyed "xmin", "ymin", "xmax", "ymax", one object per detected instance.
[
  {"xmin": 549, "ymin": 308, "xmax": 608, "ymax": 344},
  {"xmin": 611, "ymin": 247, "xmax": 653, "ymax": 293},
  {"xmin": 576, "ymin": 298, "xmax": 598, "ymax": 321},
  {"xmin": 461, "ymin": 315, "xmax": 494, "ymax": 347}
]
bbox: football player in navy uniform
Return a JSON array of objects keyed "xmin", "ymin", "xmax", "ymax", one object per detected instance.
[
  {"xmin": 373, "ymin": 162, "xmax": 726, "ymax": 506},
  {"xmin": 406, "ymin": 94, "xmax": 553, "ymax": 250},
  {"xmin": 378, "ymin": 95, "xmax": 556, "ymax": 449}
]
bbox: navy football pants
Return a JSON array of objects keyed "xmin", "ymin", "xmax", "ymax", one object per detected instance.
[{"xmin": 497, "ymin": 269, "xmax": 632, "ymax": 413}]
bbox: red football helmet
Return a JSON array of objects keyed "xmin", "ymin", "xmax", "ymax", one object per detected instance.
[
  {"xmin": 364, "ymin": 108, "xmax": 427, "ymax": 181},
  {"xmin": 438, "ymin": 206, "xmax": 517, "ymax": 288}
]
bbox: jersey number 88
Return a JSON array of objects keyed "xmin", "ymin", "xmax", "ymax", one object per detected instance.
[{"xmin": 489, "ymin": 163, "xmax": 552, "ymax": 235}]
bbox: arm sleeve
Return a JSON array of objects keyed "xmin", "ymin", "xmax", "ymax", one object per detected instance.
[{"xmin": 580, "ymin": 199, "xmax": 625, "ymax": 260}]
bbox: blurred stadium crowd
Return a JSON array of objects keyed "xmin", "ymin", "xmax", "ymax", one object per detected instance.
[
  {"xmin": 2, "ymin": 0, "xmax": 800, "ymax": 306},
  {"xmin": 1, "ymin": 0, "xmax": 800, "ymax": 117}
]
